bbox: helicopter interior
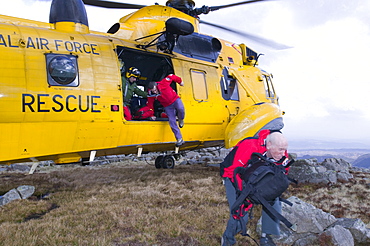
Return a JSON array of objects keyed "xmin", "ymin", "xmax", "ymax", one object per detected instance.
[{"xmin": 116, "ymin": 46, "xmax": 176, "ymax": 120}]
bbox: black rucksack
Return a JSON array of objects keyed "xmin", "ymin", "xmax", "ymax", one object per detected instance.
[{"xmin": 231, "ymin": 152, "xmax": 296, "ymax": 235}]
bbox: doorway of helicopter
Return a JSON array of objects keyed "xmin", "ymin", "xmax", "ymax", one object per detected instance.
[{"xmin": 117, "ymin": 46, "xmax": 174, "ymax": 121}]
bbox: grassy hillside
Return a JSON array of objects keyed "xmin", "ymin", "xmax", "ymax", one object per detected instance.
[{"xmin": 0, "ymin": 161, "xmax": 369, "ymax": 246}]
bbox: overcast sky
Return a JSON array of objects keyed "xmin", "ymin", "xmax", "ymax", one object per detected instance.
[{"xmin": 2, "ymin": 0, "xmax": 370, "ymax": 147}]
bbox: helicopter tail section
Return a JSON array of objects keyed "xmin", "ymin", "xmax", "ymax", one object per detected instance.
[{"xmin": 224, "ymin": 102, "xmax": 284, "ymax": 148}]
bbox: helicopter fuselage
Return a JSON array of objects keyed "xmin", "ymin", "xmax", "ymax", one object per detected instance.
[{"xmin": 0, "ymin": 3, "xmax": 283, "ymax": 164}]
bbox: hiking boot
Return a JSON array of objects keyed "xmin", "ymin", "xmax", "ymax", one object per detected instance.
[
  {"xmin": 260, "ymin": 234, "xmax": 276, "ymax": 246},
  {"xmin": 178, "ymin": 119, "xmax": 184, "ymax": 128},
  {"xmin": 175, "ymin": 138, "xmax": 184, "ymax": 147}
]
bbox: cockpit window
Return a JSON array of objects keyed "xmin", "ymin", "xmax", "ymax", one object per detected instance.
[{"xmin": 46, "ymin": 54, "xmax": 79, "ymax": 87}]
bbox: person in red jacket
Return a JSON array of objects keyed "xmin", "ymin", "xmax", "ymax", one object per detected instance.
[
  {"xmin": 220, "ymin": 130, "xmax": 289, "ymax": 246},
  {"xmin": 148, "ymin": 74, "xmax": 185, "ymax": 146},
  {"xmin": 132, "ymin": 94, "xmax": 156, "ymax": 120}
]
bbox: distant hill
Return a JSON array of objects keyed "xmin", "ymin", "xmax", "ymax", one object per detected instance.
[
  {"xmin": 288, "ymin": 139, "xmax": 370, "ymax": 150},
  {"xmin": 290, "ymin": 151, "xmax": 370, "ymax": 169},
  {"xmin": 287, "ymin": 138, "xmax": 370, "ymax": 164},
  {"xmin": 296, "ymin": 154, "xmax": 336, "ymax": 163},
  {"xmin": 352, "ymin": 154, "xmax": 370, "ymax": 168},
  {"xmin": 290, "ymin": 149, "xmax": 370, "ymax": 164}
]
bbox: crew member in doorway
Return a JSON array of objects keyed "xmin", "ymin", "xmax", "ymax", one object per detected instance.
[
  {"xmin": 148, "ymin": 74, "xmax": 185, "ymax": 146},
  {"xmin": 121, "ymin": 65, "xmax": 147, "ymax": 120}
]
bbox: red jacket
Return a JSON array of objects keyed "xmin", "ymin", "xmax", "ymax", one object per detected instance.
[
  {"xmin": 132, "ymin": 96, "xmax": 155, "ymax": 120},
  {"xmin": 220, "ymin": 129, "xmax": 289, "ymax": 183},
  {"xmin": 155, "ymin": 74, "xmax": 182, "ymax": 107}
]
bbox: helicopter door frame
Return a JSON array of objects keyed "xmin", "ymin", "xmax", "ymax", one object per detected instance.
[{"xmin": 114, "ymin": 46, "xmax": 175, "ymax": 121}]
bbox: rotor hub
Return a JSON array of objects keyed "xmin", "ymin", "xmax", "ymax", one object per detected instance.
[{"xmin": 166, "ymin": 0, "xmax": 195, "ymax": 14}]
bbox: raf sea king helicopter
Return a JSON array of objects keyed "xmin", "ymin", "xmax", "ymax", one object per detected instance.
[{"xmin": 0, "ymin": 0, "xmax": 287, "ymax": 169}]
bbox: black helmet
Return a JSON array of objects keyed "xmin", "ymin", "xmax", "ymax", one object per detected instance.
[{"xmin": 126, "ymin": 67, "xmax": 141, "ymax": 79}]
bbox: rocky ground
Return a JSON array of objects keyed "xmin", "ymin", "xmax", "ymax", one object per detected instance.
[{"xmin": 1, "ymin": 148, "xmax": 370, "ymax": 245}]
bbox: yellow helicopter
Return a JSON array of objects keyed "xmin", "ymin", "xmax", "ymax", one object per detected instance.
[{"xmin": 0, "ymin": 0, "xmax": 286, "ymax": 169}]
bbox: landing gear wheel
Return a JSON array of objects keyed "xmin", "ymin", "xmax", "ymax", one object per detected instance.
[
  {"xmin": 162, "ymin": 155, "xmax": 175, "ymax": 169},
  {"xmin": 155, "ymin": 155, "xmax": 165, "ymax": 169}
]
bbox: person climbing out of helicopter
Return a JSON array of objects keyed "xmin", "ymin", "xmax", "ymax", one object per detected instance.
[
  {"xmin": 148, "ymin": 74, "xmax": 185, "ymax": 147},
  {"xmin": 121, "ymin": 63, "xmax": 148, "ymax": 121}
]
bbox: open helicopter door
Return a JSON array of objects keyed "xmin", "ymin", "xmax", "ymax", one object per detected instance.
[{"xmin": 115, "ymin": 46, "xmax": 175, "ymax": 121}]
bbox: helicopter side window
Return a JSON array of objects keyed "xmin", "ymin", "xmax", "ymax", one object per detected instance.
[
  {"xmin": 45, "ymin": 54, "xmax": 79, "ymax": 87},
  {"xmin": 263, "ymin": 75, "xmax": 276, "ymax": 102},
  {"xmin": 220, "ymin": 67, "xmax": 239, "ymax": 101},
  {"xmin": 190, "ymin": 69, "xmax": 208, "ymax": 101},
  {"xmin": 220, "ymin": 74, "xmax": 239, "ymax": 101},
  {"xmin": 228, "ymin": 77, "xmax": 239, "ymax": 101}
]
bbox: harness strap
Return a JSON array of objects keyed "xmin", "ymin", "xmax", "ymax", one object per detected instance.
[
  {"xmin": 279, "ymin": 197, "xmax": 293, "ymax": 207},
  {"xmin": 251, "ymin": 152, "xmax": 275, "ymax": 165},
  {"xmin": 230, "ymin": 183, "xmax": 252, "ymax": 215},
  {"xmin": 239, "ymin": 216, "xmax": 248, "ymax": 236},
  {"xmin": 255, "ymin": 193, "xmax": 293, "ymax": 229},
  {"xmin": 238, "ymin": 217, "xmax": 260, "ymax": 246},
  {"xmin": 238, "ymin": 217, "xmax": 259, "ymax": 246},
  {"xmin": 233, "ymin": 167, "xmax": 246, "ymax": 192}
]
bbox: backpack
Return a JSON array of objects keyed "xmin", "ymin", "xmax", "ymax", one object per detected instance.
[
  {"xmin": 231, "ymin": 152, "xmax": 296, "ymax": 236},
  {"xmin": 220, "ymin": 129, "xmax": 272, "ymax": 182}
]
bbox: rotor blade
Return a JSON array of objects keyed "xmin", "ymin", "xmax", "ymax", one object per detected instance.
[
  {"xmin": 209, "ymin": 0, "xmax": 273, "ymax": 12},
  {"xmin": 199, "ymin": 20, "xmax": 291, "ymax": 50},
  {"xmin": 82, "ymin": 0, "xmax": 146, "ymax": 9}
]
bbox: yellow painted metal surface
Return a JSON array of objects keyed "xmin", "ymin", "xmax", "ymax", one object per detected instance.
[
  {"xmin": 55, "ymin": 153, "xmax": 82, "ymax": 164},
  {"xmin": 115, "ymin": 5, "xmax": 200, "ymax": 41},
  {"xmin": 225, "ymin": 103, "xmax": 284, "ymax": 148}
]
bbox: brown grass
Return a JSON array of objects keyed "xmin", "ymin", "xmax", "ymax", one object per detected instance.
[{"xmin": 0, "ymin": 161, "xmax": 369, "ymax": 246}]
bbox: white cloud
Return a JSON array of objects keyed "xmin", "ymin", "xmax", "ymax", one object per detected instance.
[{"xmin": 3, "ymin": 0, "xmax": 50, "ymax": 21}]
